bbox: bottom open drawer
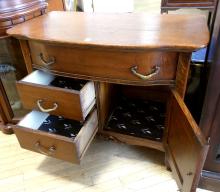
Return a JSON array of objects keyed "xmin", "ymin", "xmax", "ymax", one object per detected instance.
[{"xmin": 13, "ymin": 110, "xmax": 98, "ymax": 164}]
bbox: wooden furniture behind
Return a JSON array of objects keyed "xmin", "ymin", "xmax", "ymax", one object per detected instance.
[
  {"xmin": 0, "ymin": 0, "xmax": 48, "ymax": 134},
  {"xmin": 161, "ymin": 0, "xmax": 217, "ymax": 13},
  {"xmin": 0, "ymin": 0, "xmax": 48, "ymax": 37},
  {"xmin": 198, "ymin": 2, "xmax": 220, "ymax": 190},
  {"xmin": 46, "ymin": 0, "xmax": 66, "ymax": 11},
  {"xmin": 7, "ymin": 12, "xmax": 209, "ymax": 192}
]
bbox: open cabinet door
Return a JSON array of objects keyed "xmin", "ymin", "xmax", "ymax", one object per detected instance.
[{"xmin": 165, "ymin": 90, "xmax": 209, "ymax": 192}]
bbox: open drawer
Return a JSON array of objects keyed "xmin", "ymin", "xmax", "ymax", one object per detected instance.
[
  {"xmin": 13, "ymin": 109, "xmax": 98, "ymax": 163},
  {"xmin": 16, "ymin": 70, "xmax": 96, "ymax": 121}
]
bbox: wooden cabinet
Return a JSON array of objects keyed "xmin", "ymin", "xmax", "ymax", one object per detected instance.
[{"xmin": 7, "ymin": 12, "xmax": 209, "ymax": 191}]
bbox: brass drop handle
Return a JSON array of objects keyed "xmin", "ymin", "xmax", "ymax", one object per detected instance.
[
  {"xmin": 131, "ymin": 65, "xmax": 160, "ymax": 80},
  {"xmin": 37, "ymin": 99, "xmax": 58, "ymax": 113},
  {"xmin": 35, "ymin": 141, "xmax": 56, "ymax": 156},
  {"xmin": 39, "ymin": 53, "xmax": 55, "ymax": 66}
]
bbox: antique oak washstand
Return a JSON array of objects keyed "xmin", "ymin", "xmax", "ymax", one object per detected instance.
[{"xmin": 7, "ymin": 12, "xmax": 209, "ymax": 192}]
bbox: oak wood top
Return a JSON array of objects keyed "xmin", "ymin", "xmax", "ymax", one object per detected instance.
[{"xmin": 7, "ymin": 11, "xmax": 209, "ymax": 51}]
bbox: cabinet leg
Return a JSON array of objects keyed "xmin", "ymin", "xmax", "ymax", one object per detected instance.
[
  {"xmin": 165, "ymin": 154, "xmax": 171, "ymax": 171},
  {"xmin": 0, "ymin": 124, "xmax": 14, "ymax": 134}
]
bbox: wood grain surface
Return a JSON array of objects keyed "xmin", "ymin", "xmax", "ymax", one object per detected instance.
[
  {"xmin": 165, "ymin": 90, "xmax": 209, "ymax": 192},
  {"xmin": 28, "ymin": 41, "xmax": 178, "ymax": 85},
  {"xmin": 7, "ymin": 11, "xmax": 209, "ymax": 51},
  {"xmin": 16, "ymin": 70, "xmax": 96, "ymax": 121}
]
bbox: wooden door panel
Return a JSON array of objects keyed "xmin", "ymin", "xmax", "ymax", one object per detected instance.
[{"xmin": 165, "ymin": 90, "xmax": 209, "ymax": 192}]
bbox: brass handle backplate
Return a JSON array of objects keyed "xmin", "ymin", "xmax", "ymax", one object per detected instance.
[
  {"xmin": 37, "ymin": 99, "xmax": 58, "ymax": 113},
  {"xmin": 39, "ymin": 53, "xmax": 55, "ymax": 66},
  {"xmin": 131, "ymin": 65, "xmax": 160, "ymax": 80},
  {"xmin": 35, "ymin": 141, "xmax": 56, "ymax": 156}
]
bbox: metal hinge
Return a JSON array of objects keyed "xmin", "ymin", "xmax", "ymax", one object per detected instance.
[{"xmin": 207, "ymin": 137, "xmax": 211, "ymax": 144}]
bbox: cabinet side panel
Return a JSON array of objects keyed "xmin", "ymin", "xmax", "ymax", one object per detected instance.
[
  {"xmin": 175, "ymin": 53, "xmax": 191, "ymax": 98},
  {"xmin": 19, "ymin": 40, "xmax": 33, "ymax": 73}
]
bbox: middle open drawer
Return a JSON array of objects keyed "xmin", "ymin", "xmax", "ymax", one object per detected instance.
[{"xmin": 16, "ymin": 70, "xmax": 96, "ymax": 121}]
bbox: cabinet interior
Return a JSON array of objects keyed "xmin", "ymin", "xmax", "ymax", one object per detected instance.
[
  {"xmin": 22, "ymin": 70, "xmax": 87, "ymax": 91},
  {"xmin": 98, "ymin": 83, "xmax": 170, "ymax": 143}
]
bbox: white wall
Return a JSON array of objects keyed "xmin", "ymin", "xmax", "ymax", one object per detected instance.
[{"xmin": 81, "ymin": 0, "xmax": 134, "ymax": 13}]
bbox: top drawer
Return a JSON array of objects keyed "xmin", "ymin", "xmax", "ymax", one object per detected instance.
[{"xmin": 29, "ymin": 41, "xmax": 178, "ymax": 85}]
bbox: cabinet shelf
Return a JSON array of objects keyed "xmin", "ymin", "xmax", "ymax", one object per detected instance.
[
  {"xmin": 104, "ymin": 96, "xmax": 166, "ymax": 142},
  {"xmin": 98, "ymin": 83, "xmax": 168, "ymax": 151}
]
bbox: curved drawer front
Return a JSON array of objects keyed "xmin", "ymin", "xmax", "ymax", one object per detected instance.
[
  {"xmin": 29, "ymin": 41, "xmax": 178, "ymax": 85},
  {"xmin": 16, "ymin": 70, "xmax": 96, "ymax": 121},
  {"xmin": 14, "ymin": 110, "xmax": 98, "ymax": 164}
]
